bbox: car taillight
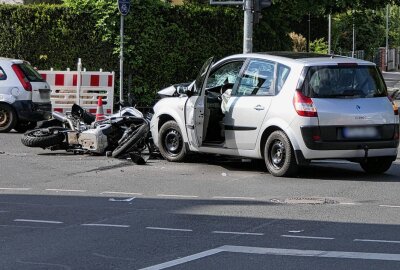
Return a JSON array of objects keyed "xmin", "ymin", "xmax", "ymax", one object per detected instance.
[
  {"xmin": 293, "ymin": 91, "xmax": 318, "ymax": 117},
  {"xmin": 388, "ymin": 96, "xmax": 399, "ymax": 115},
  {"xmin": 11, "ymin": 64, "xmax": 32, "ymax": 92}
]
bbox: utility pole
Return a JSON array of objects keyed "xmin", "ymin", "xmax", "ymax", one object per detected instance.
[
  {"xmin": 386, "ymin": 4, "xmax": 390, "ymax": 71},
  {"xmin": 352, "ymin": 10, "xmax": 355, "ymax": 58},
  {"xmin": 328, "ymin": 13, "xmax": 331, "ymax": 54},
  {"xmin": 211, "ymin": 0, "xmax": 271, "ymax": 53},
  {"xmin": 243, "ymin": 0, "xmax": 253, "ymax": 53}
]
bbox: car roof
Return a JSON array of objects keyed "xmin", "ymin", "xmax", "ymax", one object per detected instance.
[
  {"xmin": 0, "ymin": 57, "xmax": 24, "ymax": 64},
  {"xmin": 221, "ymin": 52, "xmax": 374, "ymax": 66}
]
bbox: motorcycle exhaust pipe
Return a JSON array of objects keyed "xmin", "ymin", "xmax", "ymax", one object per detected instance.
[{"xmin": 52, "ymin": 111, "xmax": 68, "ymax": 122}]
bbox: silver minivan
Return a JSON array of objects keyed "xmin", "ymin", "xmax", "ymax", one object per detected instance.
[
  {"xmin": 0, "ymin": 58, "xmax": 52, "ymax": 133},
  {"xmin": 151, "ymin": 52, "xmax": 399, "ymax": 177}
]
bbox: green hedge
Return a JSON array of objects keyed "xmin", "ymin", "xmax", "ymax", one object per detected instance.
[{"xmin": 0, "ymin": 2, "xmax": 290, "ymax": 105}]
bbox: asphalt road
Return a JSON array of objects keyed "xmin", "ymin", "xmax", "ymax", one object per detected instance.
[
  {"xmin": 0, "ymin": 132, "xmax": 400, "ymax": 270},
  {"xmin": 383, "ymin": 71, "xmax": 400, "ymax": 89}
]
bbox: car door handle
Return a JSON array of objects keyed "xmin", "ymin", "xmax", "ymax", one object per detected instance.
[{"xmin": 254, "ymin": 105, "xmax": 265, "ymax": 111}]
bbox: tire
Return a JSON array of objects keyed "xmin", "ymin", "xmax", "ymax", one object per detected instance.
[
  {"xmin": 14, "ymin": 121, "xmax": 37, "ymax": 133},
  {"xmin": 158, "ymin": 120, "xmax": 187, "ymax": 162},
  {"xmin": 360, "ymin": 157, "xmax": 394, "ymax": 174},
  {"xmin": 264, "ymin": 130, "xmax": 298, "ymax": 177},
  {"xmin": 0, "ymin": 103, "xmax": 17, "ymax": 133},
  {"xmin": 112, "ymin": 124, "xmax": 149, "ymax": 158},
  {"xmin": 21, "ymin": 128, "xmax": 66, "ymax": 148}
]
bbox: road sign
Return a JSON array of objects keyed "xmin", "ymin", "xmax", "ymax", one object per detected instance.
[{"xmin": 118, "ymin": 0, "xmax": 130, "ymax": 16}]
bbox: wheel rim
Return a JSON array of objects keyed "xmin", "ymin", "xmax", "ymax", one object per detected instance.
[
  {"xmin": 164, "ymin": 129, "xmax": 182, "ymax": 156},
  {"xmin": 29, "ymin": 129, "xmax": 55, "ymax": 137},
  {"xmin": 269, "ymin": 140, "xmax": 286, "ymax": 170},
  {"xmin": 0, "ymin": 108, "xmax": 10, "ymax": 127}
]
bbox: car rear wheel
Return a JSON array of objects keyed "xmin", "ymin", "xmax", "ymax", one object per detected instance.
[
  {"xmin": 0, "ymin": 103, "xmax": 17, "ymax": 133},
  {"xmin": 264, "ymin": 130, "xmax": 298, "ymax": 177},
  {"xmin": 158, "ymin": 120, "xmax": 187, "ymax": 162},
  {"xmin": 359, "ymin": 157, "xmax": 394, "ymax": 174}
]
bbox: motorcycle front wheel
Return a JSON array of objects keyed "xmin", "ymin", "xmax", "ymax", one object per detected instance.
[
  {"xmin": 111, "ymin": 124, "xmax": 149, "ymax": 158},
  {"xmin": 21, "ymin": 128, "xmax": 66, "ymax": 148}
]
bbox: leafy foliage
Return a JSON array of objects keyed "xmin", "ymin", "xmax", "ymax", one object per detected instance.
[
  {"xmin": 310, "ymin": 37, "xmax": 328, "ymax": 54},
  {"xmin": 289, "ymin": 32, "xmax": 306, "ymax": 52}
]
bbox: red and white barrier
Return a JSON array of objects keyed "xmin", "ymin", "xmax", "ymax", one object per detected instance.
[{"xmin": 39, "ymin": 69, "xmax": 115, "ymax": 115}]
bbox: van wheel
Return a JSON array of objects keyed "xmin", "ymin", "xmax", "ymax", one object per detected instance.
[
  {"xmin": 0, "ymin": 103, "xmax": 17, "ymax": 133},
  {"xmin": 360, "ymin": 157, "xmax": 393, "ymax": 174},
  {"xmin": 158, "ymin": 120, "xmax": 187, "ymax": 162},
  {"xmin": 264, "ymin": 131, "xmax": 298, "ymax": 177}
]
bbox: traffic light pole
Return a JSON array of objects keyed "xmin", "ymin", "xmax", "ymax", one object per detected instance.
[
  {"xmin": 243, "ymin": 0, "xmax": 253, "ymax": 53},
  {"xmin": 210, "ymin": 0, "xmax": 270, "ymax": 54}
]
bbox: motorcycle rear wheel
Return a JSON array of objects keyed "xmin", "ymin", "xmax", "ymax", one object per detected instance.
[
  {"xmin": 112, "ymin": 124, "xmax": 149, "ymax": 158},
  {"xmin": 21, "ymin": 128, "xmax": 66, "ymax": 148}
]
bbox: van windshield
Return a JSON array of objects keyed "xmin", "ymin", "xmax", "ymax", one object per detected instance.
[{"xmin": 301, "ymin": 65, "xmax": 387, "ymax": 98}]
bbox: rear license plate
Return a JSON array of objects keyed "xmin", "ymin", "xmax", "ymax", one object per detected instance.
[
  {"xmin": 342, "ymin": 127, "xmax": 379, "ymax": 139},
  {"xmin": 39, "ymin": 89, "xmax": 50, "ymax": 99}
]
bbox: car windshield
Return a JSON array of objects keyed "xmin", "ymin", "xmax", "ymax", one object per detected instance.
[
  {"xmin": 301, "ymin": 65, "xmax": 387, "ymax": 98},
  {"xmin": 18, "ymin": 63, "xmax": 44, "ymax": 82}
]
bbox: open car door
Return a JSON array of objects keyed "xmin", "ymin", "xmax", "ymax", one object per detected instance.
[{"xmin": 185, "ymin": 57, "xmax": 214, "ymax": 148}]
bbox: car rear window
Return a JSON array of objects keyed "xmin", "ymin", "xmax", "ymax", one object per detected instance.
[
  {"xmin": 17, "ymin": 63, "xmax": 44, "ymax": 82},
  {"xmin": 301, "ymin": 65, "xmax": 387, "ymax": 98}
]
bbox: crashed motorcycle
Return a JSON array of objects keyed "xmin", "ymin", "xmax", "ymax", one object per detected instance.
[{"xmin": 21, "ymin": 103, "xmax": 152, "ymax": 158}]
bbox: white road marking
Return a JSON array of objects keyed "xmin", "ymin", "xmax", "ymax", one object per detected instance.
[
  {"xmin": 101, "ymin": 191, "xmax": 143, "ymax": 196},
  {"xmin": 354, "ymin": 239, "xmax": 400, "ymax": 244},
  {"xmin": 156, "ymin": 194, "xmax": 199, "ymax": 198},
  {"xmin": 0, "ymin": 210, "xmax": 9, "ymax": 213},
  {"xmin": 281, "ymin": 235, "xmax": 334, "ymax": 240},
  {"xmin": 146, "ymin": 227, "xmax": 193, "ymax": 232},
  {"xmin": 0, "ymin": 224, "xmax": 50, "ymax": 229},
  {"xmin": 212, "ymin": 231, "xmax": 264, "ymax": 236},
  {"xmin": 212, "ymin": 196, "xmax": 256, "ymax": 200},
  {"xmin": 139, "ymin": 245, "xmax": 400, "ymax": 269},
  {"xmin": 16, "ymin": 260, "xmax": 72, "ymax": 270},
  {"xmin": 108, "ymin": 197, "xmax": 135, "ymax": 202},
  {"xmin": 0, "ymin": 188, "xmax": 31, "ymax": 191},
  {"xmin": 81, "ymin": 223, "xmax": 130, "ymax": 228},
  {"xmin": 339, "ymin": 202, "xmax": 359, "ymax": 205},
  {"xmin": 379, "ymin": 205, "xmax": 400, "ymax": 208},
  {"xmin": 138, "ymin": 248, "xmax": 223, "ymax": 270},
  {"xmin": 14, "ymin": 219, "xmax": 63, "ymax": 224},
  {"xmin": 45, "ymin": 189, "xmax": 87, "ymax": 193},
  {"xmin": 288, "ymin": 230, "xmax": 304, "ymax": 233}
]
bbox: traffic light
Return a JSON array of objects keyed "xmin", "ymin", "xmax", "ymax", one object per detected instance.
[
  {"xmin": 254, "ymin": 0, "xmax": 272, "ymax": 13},
  {"xmin": 253, "ymin": 0, "xmax": 271, "ymax": 24}
]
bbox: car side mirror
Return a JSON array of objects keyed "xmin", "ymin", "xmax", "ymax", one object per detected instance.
[{"xmin": 177, "ymin": 85, "xmax": 188, "ymax": 95}]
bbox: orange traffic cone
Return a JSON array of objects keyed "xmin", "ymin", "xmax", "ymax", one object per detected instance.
[{"xmin": 95, "ymin": 96, "xmax": 106, "ymax": 121}]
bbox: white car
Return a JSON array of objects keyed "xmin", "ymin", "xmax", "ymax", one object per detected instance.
[
  {"xmin": 0, "ymin": 58, "xmax": 52, "ymax": 132},
  {"xmin": 151, "ymin": 52, "xmax": 399, "ymax": 177}
]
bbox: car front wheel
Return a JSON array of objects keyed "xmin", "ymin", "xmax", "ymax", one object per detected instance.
[
  {"xmin": 264, "ymin": 130, "xmax": 298, "ymax": 177},
  {"xmin": 158, "ymin": 120, "xmax": 187, "ymax": 162}
]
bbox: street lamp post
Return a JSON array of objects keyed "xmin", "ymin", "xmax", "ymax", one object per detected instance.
[
  {"xmin": 328, "ymin": 13, "xmax": 331, "ymax": 54},
  {"xmin": 386, "ymin": 4, "xmax": 390, "ymax": 71},
  {"xmin": 352, "ymin": 10, "xmax": 355, "ymax": 58}
]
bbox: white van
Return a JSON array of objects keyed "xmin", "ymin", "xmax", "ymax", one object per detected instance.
[{"xmin": 0, "ymin": 58, "xmax": 52, "ymax": 132}]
